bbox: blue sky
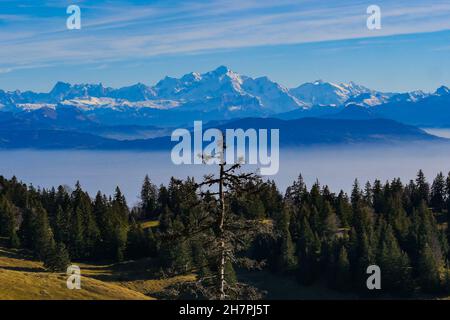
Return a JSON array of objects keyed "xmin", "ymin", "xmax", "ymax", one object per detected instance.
[{"xmin": 0, "ymin": 0, "xmax": 449, "ymax": 92}]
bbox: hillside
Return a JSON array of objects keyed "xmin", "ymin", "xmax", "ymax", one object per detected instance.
[
  {"xmin": 0, "ymin": 246, "xmax": 152, "ymax": 300},
  {"xmin": 0, "ymin": 245, "xmax": 361, "ymax": 300},
  {"xmin": 0, "ymin": 245, "xmax": 194, "ymax": 300},
  {"xmin": 0, "ymin": 117, "xmax": 442, "ymax": 150}
]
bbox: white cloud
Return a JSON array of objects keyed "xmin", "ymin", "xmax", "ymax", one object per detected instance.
[{"xmin": 0, "ymin": 0, "xmax": 449, "ymax": 72}]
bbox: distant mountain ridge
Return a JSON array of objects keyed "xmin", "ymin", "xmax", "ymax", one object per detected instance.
[
  {"xmin": 290, "ymin": 80, "xmax": 378, "ymax": 106},
  {"xmin": 1, "ymin": 66, "xmax": 437, "ymax": 111},
  {"xmin": 0, "ymin": 66, "xmax": 449, "ymax": 127},
  {"xmin": 0, "ymin": 117, "xmax": 442, "ymax": 150},
  {"xmin": 0, "ymin": 66, "xmax": 307, "ymax": 116}
]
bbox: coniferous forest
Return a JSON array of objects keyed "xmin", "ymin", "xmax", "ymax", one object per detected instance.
[{"xmin": 1, "ymin": 169, "xmax": 450, "ymax": 299}]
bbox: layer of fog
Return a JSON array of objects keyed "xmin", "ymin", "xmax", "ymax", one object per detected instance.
[{"xmin": 1, "ymin": 142, "xmax": 450, "ymax": 206}]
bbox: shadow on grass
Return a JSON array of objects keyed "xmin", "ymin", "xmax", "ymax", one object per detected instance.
[
  {"xmin": 0, "ymin": 248, "xmax": 32, "ymax": 259},
  {"xmin": 0, "ymin": 265, "xmax": 45, "ymax": 273},
  {"xmin": 76, "ymin": 257, "xmax": 163, "ymax": 283}
]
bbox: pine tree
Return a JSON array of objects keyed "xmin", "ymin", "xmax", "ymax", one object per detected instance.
[
  {"xmin": 192, "ymin": 239, "xmax": 211, "ymax": 278},
  {"xmin": 277, "ymin": 206, "xmax": 297, "ymax": 272},
  {"xmin": 334, "ymin": 246, "xmax": 351, "ymax": 291},
  {"xmin": 19, "ymin": 206, "xmax": 34, "ymax": 249},
  {"xmin": 387, "ymin": 195, "xmax": 410, "ymax": 244},
  {"xmin": 418, "ymin": 243, "xmax": 441, "ymax": 293},
  {"xmin": 53, "ymin": 205, "xmax": 69, "ymax": 244},
  {"xmin": 32, "ymin": 205, "xmax": 55, "ymax": 260},
  {"xmin": 297, "ymin": 217, "xmax": 319, "ymax": 285},
  {"xmin": 415, "ymin": 170, "xmax": 430, "ymax": 206},
  {"xmin": 321, "ymin": 201, "xmax": 338, "ymax": 240},
  {"xmin": 44, "ymin": 242, "xmax": 71, "ymax": 272},
  {"xmin": 446, "ymin": 172, "xmax": 450, "ymax": 253},
  {"xmin": 431, "ymin": 172, "xmax": 446, "ymax": 212},
  {"xmin": 0, "ymin": 195, "xmax": 20, "ymax": 248},
  {"xmin": 417, "ymin": 201, "xmax": 444, "ymax": 267},
  {"xmin": 140, "ymin": 175, "xmax": 158, "ymax": 219},
  {"xmin": 364, "ymin": 181, "xmax": 373, "ymax": 207},
  {"xmin": 351, "ymin": 179, "xmax": 362, "ymax": 212},
  {"xmin": 110, "ymin": 187, "xmax": 130, "ymax": 261},
  {"xmin": 70, "ymin": 183, "xmax": 100, "ymax": 258},
  {"xmin": 284, "ymin": 174, "xmax": 307, "ymax": 207},
  {"xmin": 377, "ymin": 222, "xmax": 413, "ymax": 293},
  {"xmin": 348, "ymin": 216, "xmax": 374, "ymax": 290},
  {"xmin": 174, "ymin": 240, "xmax": 192, "ymax": 274},
  {"xmin": 93, "ymin": 192, "xmax": 113, "ymax": 259},
  {"xmin": 372, "ymin": 179, "xmax": 385, "ymax": 214},
  {"xmin": 190, "ymin": 138, "xmax": 262, "ymax": 299},
  {"xmin": 159, "ymin": 218, "xmax": 192, "ymax": 274},
  {"xmin": 448, "ymin": 211, "xmax": 450, "ymax": 259},
  {"xmin": 145, "ymin": 228, "xmax": 157, "ymax": 257},
  {"xmin": 68, "ymin": 207, "xmax": 85, "ymax": 259},
  {"xmin": 126, "ymin": 219, "xmax": 148, "ymax": 260},
  {"xmin": 259, "ymin": 180, "xmax": 283, "ymax": 218},
  {"xmin": 336, "ymin": 191, "xmax": 352, "ymax": 227}
]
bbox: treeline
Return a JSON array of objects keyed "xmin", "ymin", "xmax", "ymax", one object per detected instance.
[
  {"xmin": 267, "ymin": 170, "xmax": 450, "ymax": 295},
  {"xmin": 0, "ymin": 176, "xmax": 157, "ymax": 267},
  {"xmin": 1, "ymin": 170, "xmax": 450, "ymax": 297}
]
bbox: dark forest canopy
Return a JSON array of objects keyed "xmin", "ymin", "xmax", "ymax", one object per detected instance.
[{"xmin": 1, "ymin": 170, "xmax": 450, "ymax": 299}]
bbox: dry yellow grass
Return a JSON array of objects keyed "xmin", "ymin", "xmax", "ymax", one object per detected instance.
[
  {"xmin": 120, "ymin": 274, "xmax": 196, "ymax": 296},
  {"xmin": 0, "ymin": 247, "xmax": 152, "ymax": 300},
  {"xmin": 141, "ymin": 220, "xmax": 160, "ymax": 230}
]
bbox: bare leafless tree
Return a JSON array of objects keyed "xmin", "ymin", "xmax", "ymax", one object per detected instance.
[{"xmin": 196, "ymin": 131, "xmax": 260, "ymax": 299}]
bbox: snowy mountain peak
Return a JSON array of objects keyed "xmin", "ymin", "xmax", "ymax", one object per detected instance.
[
  {"xmin": 0, "ymin": 67, "xmax": 446, "ymax": 118},
  {"xmin": 340, "ymin": 81, "xmax": 371, "ymax": 95},
  {"xmin": 154, "ymin": 66, "xmax": 246, "ymax": 100},
  {"xmin": 205, "ymin": 66, "xmax": 243, "ymax": 85},
  {"xmin": 290, "ymin": 80, "xmax": 366, "ymax": 107}
]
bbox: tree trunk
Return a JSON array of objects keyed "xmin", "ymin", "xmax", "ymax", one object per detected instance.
[{"xmin": 218, "ymin": 132, "xmax": 226, "ymax": 300}]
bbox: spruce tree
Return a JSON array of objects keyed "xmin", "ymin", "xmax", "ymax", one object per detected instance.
[
  {"xmin": 364, "ymin": 181, "xmax": 373, "ymax": 207},
  {"xmin": 32, "ymin": 205, "xmax": 55, "ymax": 260},
  {"xmin": 277, "ymin": 206, "xmax": 297, "ymax": 272},
  {"xmin": 377, "ymin": 222, "xmax": 413, "ymax": 293},
  {"xmin": 372, "ymin": 179, "xmax": 385, "ymax": 214},
  {"xmin": 126, "ymin": 219, "xmax": 148, "ymax": 259},
  {"xmin": 140, "ymin": 175, "xmax": 158, "ymax": 219},
  {"xmin": 415, "ymin": 170, "xmax": 430, "ymax": 206},
  {"xmin": 297, "ymin": 217, "xmax": 319, "ymax": 285},
  {"xmin": 0, "ymin": 195, "xmax": 20, "ymax": 248},
  {"xmin": 321, "ymin": 201, "xmax": 338, "ymax": 240},
  {"xmin": 19, "ymin": 206, "xmax": 34, "ymax": 249},
  {"xmin": 431, "ymin": 172, "xmax": 446, "ymax": 212},
  {"xmin": 44, "ymin": 242, "xmax": 71, "ymax": 272},
  {"xmin": 284, "ymin": 174, "xmax": 307, "ymax": 208},
  {"xmin": 418, "ymin": 243, "xmax": 442, "ymax": 293},
  {"xmin": 351, "ymin": 179, "xmax": 362, "ymax": 212},
  {"xmin": 334, "ymin": 246, "xmax": 351, "ymax": 291},
  {"xmin": 68, "ymin": 207, "xmax": 85, "ymax": 259},
  {"xmin": 336, "ymin": 191, "xmax": 352, "ymax": 227}
]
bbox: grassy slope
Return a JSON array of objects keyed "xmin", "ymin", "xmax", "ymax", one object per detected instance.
[
  {"xmin": 2, "ymin": 244, "xmax": 447, "ymax": 300},
  {"xmin": 0, "ymin": 247, "xmax": 152, "ymax": 300},
  {"xmin": 0, "ymin": 246, "xmax": 192, "ymax": 300}
]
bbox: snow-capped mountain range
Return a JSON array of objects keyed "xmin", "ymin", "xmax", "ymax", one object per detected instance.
[
  {"xmin": 0, "ymin": 66, "xmax": 440, "ymax": 114},
  {"xmin": 0, "ymin": 66, "xmax": 449, "ymax": 128}
]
